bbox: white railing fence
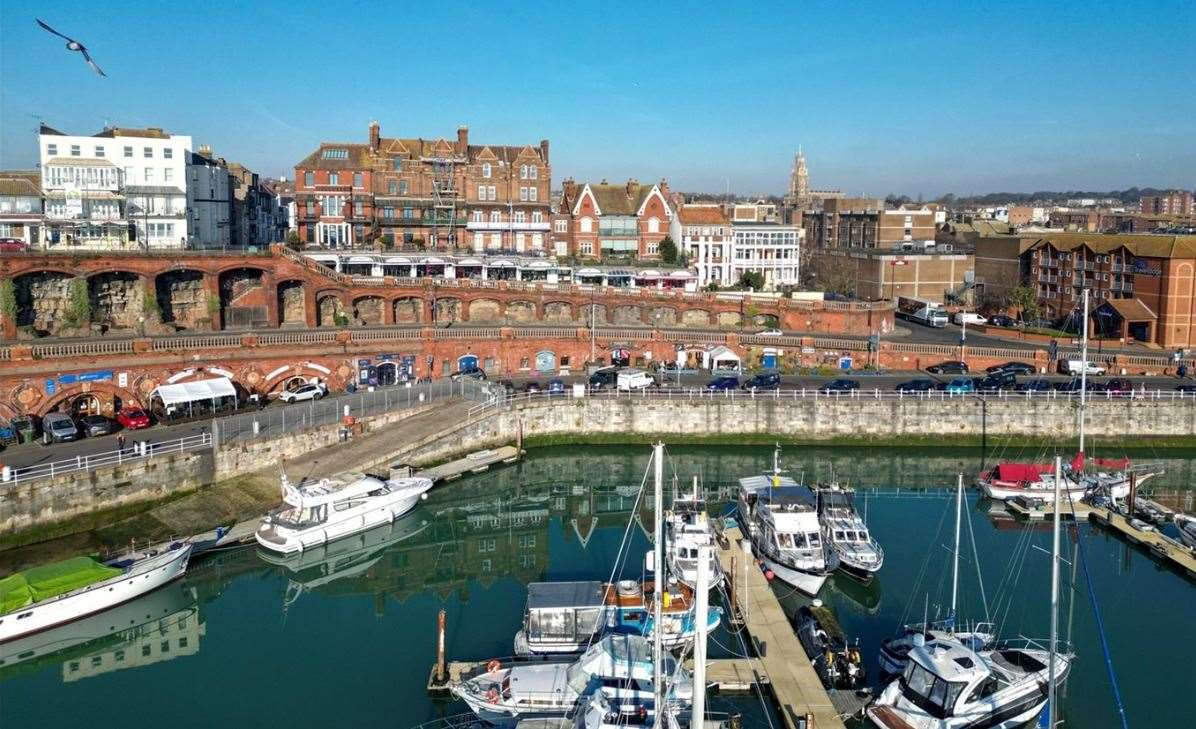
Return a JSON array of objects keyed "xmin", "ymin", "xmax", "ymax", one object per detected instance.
[{"xmin": 1, "ymin": 432, "xmax": 212, "ymax": 485}]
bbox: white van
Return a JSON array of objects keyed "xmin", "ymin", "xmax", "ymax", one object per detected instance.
[
  {"xmin": 1059, "ymin": 359, "xmax": 1106, "ymax": 376},
  {"xmin": 617, "ymin": 368, "xmax": 655, "ymax": 391}
]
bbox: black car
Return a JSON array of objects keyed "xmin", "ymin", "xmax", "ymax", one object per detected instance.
[
  {"xmin": 588, "ymin": 367, "xmax": 619, "ymax": 390},
  {"xmin": 926, "ymin": 361, "xmax": 969, "ymax": 374},
  {"xmin": 988, "ymin": 314, "xmax": 1018, "ymax": 328},
  {"xmin": 742, "ymin": 372, "xmax": 781, "ymax": 391},
  {"xmin": 547, "ymin": 378, "xmax": 567, "ymax": 395},
  {"xmin": 450, "ymin": 366, "xmax": 487, "ymax": 381},
  {"xmin": 987, "ymin": 361, "xmax": 1035, "ymax": 375},
  {"xmin": 895, "ymin": 378, "xmax": 937, "ymax": 392},
  {"xmin": 819, "ymin": 378, "xmax": 860, "ymax": 393},
  {"xmin": 1015, "ymin": 378, "xmax": 1053, "ymax": 392},
  {"xmin": 976, "ymin": 371, "xmax": 1017, "ymax": 392},
  {"xmin": 1104, "ymin": 378, "xmax": 1133, "ymax": 396},
  {"xmin": 77, "ymin": 414, "xmax": 114, "ymax": 438},
  {"xmin": 523, "ymin": 381, "xmax": 543, "ymax": 394},
  {"xmin": 1176, "ymin": 384, "xmax": 1196, "ymax": 394}
]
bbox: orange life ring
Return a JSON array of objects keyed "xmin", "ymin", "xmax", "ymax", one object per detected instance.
[
  {"xmin": 486, "ymin": 659, "xmax": 502, "ymax": 673},
  {"xmin": 486, "ymin": 687, "xmax": 500, "ymax": 703}
]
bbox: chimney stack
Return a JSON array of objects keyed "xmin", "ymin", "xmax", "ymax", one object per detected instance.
[
  {"xmin": 539, "ymin": 139, "xmax": 550, "ymax": 164},
  {"xmin": 626, "ymin": 178, "xmax": 637, "ymax": 197},
  {"xmin": 457, "ymin": 125, "xmax": 469, "ymax": 154},
  {"xmin": 368, "ymin": 120, "xmax": 380, "ymax": 152}
]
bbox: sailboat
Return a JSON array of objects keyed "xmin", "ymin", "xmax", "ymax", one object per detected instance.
[
  {"xmin": 868, "ymin": 460, "xmax": 1074, "ymax": 729},
  {"xmin": 978, "ymin": 289, "xmax": 1159, "ymax": 502},
  {"xmin": 878, "ymin": 475, "xmax": 994, "ymax": 678}
]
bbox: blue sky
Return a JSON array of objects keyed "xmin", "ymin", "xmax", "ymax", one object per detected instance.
[{"xmin": 1, "ymin": 0, "xmax": 1193, "ymax": 197}]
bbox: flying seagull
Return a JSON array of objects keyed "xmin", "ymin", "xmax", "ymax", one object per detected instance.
[{"xmin": 36, "ymin": 19, "xmax": 105, "ymax": 76}]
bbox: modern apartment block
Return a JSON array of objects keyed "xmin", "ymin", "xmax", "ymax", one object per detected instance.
[
  {"xmin": 556, "ymin": 178, "xmax": 674, "ymax": 259},
  {"xmin": 294, "ymin": 122, "xmax": 551, "ymax": 251},
  {"xmin": 802, "ymin": 198, "xmax": 936, "ymax": 249},
  {"xmin": 1140, "ymin": 191, "xmax": 1195, "ymax": 216}
]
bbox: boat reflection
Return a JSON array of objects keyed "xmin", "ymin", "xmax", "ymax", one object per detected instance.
[{"xmin": 0, "ymin": 581, "xmax": 201, "ymax": 683}]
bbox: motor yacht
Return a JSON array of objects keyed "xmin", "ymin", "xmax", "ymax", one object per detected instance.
[
  {"xmin": 738, "ymin": 471, "xmax": 836, "ymax": 596},
  {"xmin": 811, "ymin": 483, "xmax": 883, "ymax": 580}
]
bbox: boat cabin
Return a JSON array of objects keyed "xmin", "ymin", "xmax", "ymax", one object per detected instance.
[{"xmin": 521, "ymin": 581, "xmax": 607, "ymax": 649}]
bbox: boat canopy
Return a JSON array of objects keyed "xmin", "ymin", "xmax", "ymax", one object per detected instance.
[
  {"xmin": 993, "ymin": 463, "xmax": 1054, "ymax": 482},
  {"xmin": 0, "ymin": 556, "xmax": 122, "ymax": 615},
  {"xmin": 152, "ymin": 377, "xmax": 237, "ymax": 407},
  {"xmin": 283, "ymin": 473, "xmax": 386, "ymax": 509},
  {"xmin": 527, "ymin": 581, "xmax": 607, "ymax": 610},
  {"xmin": 739, "ymin": 474, "xmax": 799, "ymax": 493}
]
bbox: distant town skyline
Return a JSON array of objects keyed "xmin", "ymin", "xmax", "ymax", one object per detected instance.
[{"xmin": 1, "ymin": 0, "xmax": 1193, "ymax": 197}]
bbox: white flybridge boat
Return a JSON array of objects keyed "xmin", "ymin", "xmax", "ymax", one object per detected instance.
[
  {"xmin": 812, "ymin": 482, "xmax": 884, "ymax": 580},
  {"xmin": 1175, "ymin": 513, "xmax": 1196, "ymax": 549},
  {"xmin": 737, "ymin": 446, "xmax": 837, "ymax": 596},
  {"xmin": 978, "ymin": 289, "xmax": 1160, "ymax": 503},
  {"xmin": 255, "ymin": 467, "xmax": 433, "ymax": 555},
  {"xmin": 658, "ymin": 477, "xmax": 723, "ymax": 591},
  {"xmin": 0, "ymin": 541, "xmax": 192, "ymax": 644},
  {"xmin": 870, "ymin": 460, "xmax": 1075, "ymax": 729}
]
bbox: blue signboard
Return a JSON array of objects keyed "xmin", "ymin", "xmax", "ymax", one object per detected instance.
[
  {"xmin": 839, "ymin": 356, "xmax": 853, "ymax": 371},
  {"xmin": 45, "ymin": 379, "xmax": 56, "ymax": 396},
  {"xmin": 58, "ymin": 370, "xmax": 113, "ymax": 386}
]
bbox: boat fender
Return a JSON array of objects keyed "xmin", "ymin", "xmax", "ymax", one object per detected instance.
[
  {"xmin": 486, "ymin": 659, "xmax": 502, "ymax": 673},
  {"xmin": 764, "ymin": 569, "xmax": 775, "ymax": 581}
]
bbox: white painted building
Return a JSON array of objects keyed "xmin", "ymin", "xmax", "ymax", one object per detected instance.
[
  {"xmin": 38, "ymin": 124, "xmax": 192, "ymax": 249},
  {"xmin": 186, "ymin": 152, "xmax": 231, "ymax": 248},
  {"xmin": 730, "ymin": 221, "xmax": 802, "ymax": 289},
  {"xmin": 673, "ymin": 203, "xmax": 734, "ymax": 288}
]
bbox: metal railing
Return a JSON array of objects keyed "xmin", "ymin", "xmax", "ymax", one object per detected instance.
[{"xmin": 1, "ymin": 432, "xmax": 213, "ymax": 485}]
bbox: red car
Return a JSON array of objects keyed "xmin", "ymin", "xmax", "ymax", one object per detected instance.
[
  {"xmin": 116, "ymin": 407, "xmax": 151, "ymax": 430},
  {"xmin": 0, "ymin": 238, "xmax": 28, "ymax": 252}
]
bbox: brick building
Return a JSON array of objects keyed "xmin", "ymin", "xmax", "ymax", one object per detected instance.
[
  {"xmin": 1027, "ymin": 232, "xmax": 1196, "ymax": 347},
  {"xmin": 295, "ymin": 122, "xmax": 551, "ymax": 251},
  {"xmin": 1141, "ymin": 191, "xmax": 1194, "ymax": 217},
  {"xmin": 556, "ymin": 179, "xmax": 674, "ymax": 259},
  {"xmin": 802, "ymin": 199, "xmax": 937, "ymax": 249},
  {"xmin": 810, "ymin": 247, "xmax": 974, "ymax": 302}
]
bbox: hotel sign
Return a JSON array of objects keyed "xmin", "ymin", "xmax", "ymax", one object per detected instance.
[{"xmin": 1132, "ymin": 259, "xmax": 1162, "ymax": 277}]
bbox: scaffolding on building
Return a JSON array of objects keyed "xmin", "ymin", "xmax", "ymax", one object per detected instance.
[{"xmin": 425, "ymin": 149, "xmax": 461, "ymax": 250}]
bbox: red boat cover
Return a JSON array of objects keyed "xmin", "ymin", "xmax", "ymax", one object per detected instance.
[
  {"xmin": 1071, "ymin": 452, "xmax": 1085, "ymax": 472},
  {"xmin": 1094, "ymin": 457, "xmax": 1131, "ymax": 470},
  {"xmin": 994, "ymin": 463, "xmax": 1054, "ymax": 482}
]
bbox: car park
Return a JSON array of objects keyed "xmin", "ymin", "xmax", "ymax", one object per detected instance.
[
  {"xmin": 41, "ymin": 412, "xmax": 79, "ymax": 445},
  {"xmin": 706, "ymin": 376, "xmax": 739, "ymax": 391},
  {"xmin": 987, "ymin": 362, "xmax": 1036, "ymax": 375},
  {"xmin": 819, "ymin": 378, "xmax": 860, "ymax": 393},
  {"xmin": 77, "ymin": 414, "xmax": 115, "ymax": 437},
  {"xmin": 279, "ymin": 382, "xmax": 327, "ymax": 403},
  {"xmin": 742, "ymin": 372, "xmax": 781, "ymax": 390},
  {"xmin": 547, "ymin": 379, "xmax": 566, "ymax": 395},
  {"xmin": 953, "ymin": 312, "xmax": 986, "ymax": 326},
  {"xmin": 945, "ymin": 377, "xmax": 975, "ymax": 394},
  {"xmin": 115, "ymin": 407, "xmax": 151, "ymax": 430},
  {"xmin": 926, "ymin": 361, "xmax": 969, "ymax": 374},
  {"xmin": 450, "ymin": 366, "xmax": 487, "ymax": 381},
  {"xmin": 895, "ymin": 378, "xmax": 938, "ymax": 392},
  {"xmin": 1015, "ymin": 379, "xmax": 1053, "ymax": 393}
]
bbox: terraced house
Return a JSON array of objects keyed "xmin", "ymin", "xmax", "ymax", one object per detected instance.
[
  {"xmin": 556, "ymin": 178, "xmax": 674, "ymax": 259},
  {"xmin": 294, "ymin": 122, "xmax": 551, "ymax": 251}
]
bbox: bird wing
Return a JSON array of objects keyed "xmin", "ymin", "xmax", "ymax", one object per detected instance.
[
  {"xmin": 36, "ymin": 19, "xmax": 76, "ymax": 43},
  {"xmin": 80, "ymin": 48, "xmax": 106, "ymax": 77}
]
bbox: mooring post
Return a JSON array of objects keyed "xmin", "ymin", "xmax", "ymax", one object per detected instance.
[
  {"xmin": 436, "ymin": 608, "xmax": 447, "ymax": 683},
  {"xmin": 516, "ymin": 416, "xmax": 524, "ymax": 455}
]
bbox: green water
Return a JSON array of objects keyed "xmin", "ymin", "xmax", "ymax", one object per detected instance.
[{"xmin": 1, "ymin": 445, "xmax": 1193, "ymax": 728}]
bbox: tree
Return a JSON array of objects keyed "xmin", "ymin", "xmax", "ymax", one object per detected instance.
[
  {"xmin": 285, "ymin": 230, "xmax": 301, "ymax": 247},
  {"xmin": 1006, "ymin": 284, "xmax": 1040, "ymax": 323},
  {"xmin": 658, "ymin": 236, "xmax": 678, "ymax": 264},
  {"xmin": 65, "ymin": 278, "xmax": 90, "ymax": 328},
  {"xmin": 805, "ymin": 252, "xmax": 858, "ymax": 298},
  {"xmin": 737, "ymin": 271, "xmax": 765, "ymax": 291}
]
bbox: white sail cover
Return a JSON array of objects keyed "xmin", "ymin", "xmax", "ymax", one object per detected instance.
[{"xmin": 152, "ymin": 377, "xmax": 237, "ymax": 406}]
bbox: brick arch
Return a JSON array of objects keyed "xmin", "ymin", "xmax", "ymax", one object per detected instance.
[
  {"xmin": 469, "ymin": 298, "xmax": 503, "ymax": 323},
  {"xmin": 276, "ymin": 279, "xmax": 306, "ymax": 326},
  {"xmin": 260, "ymin": 361, "xmax": 343, "ymax": 394},
  {"xmin": 543, "ymin": 301, "xmax": 574, "ymax": 324},
  {"xmin": 316, "ymin": 292, "xmax": 347, "ymax": 327},
  {"xmin": 611, "ymin": 305, "xmax": 643, "ymax": 325},
  {"xmin": 34, "ymin": 381, "xmax": 141, "ymax": 417},
  {"xmin": 682, "ymin": 309, "xmax": 711, "ymax": 327},
  {"xmin": 392, "ymin": 296, "xmax": 423, "ymax": 324},
  {"xmin": 505, "ymin": 300, "xmax": 537, "ymax": 324},
  {"xmin": 87, "ymin": 270, "xmax": 145, "ymax": 332},
  {"xmin": 352, "ymin": 295, "xmax": 386, "ymax": 326},
  {"xmin": 433, "ymin": 297, "xmax": 462, "ymax": 325},
  {"xmin": 154, "ymin": 268, "xmax": 209, "ymax": 331},
  {"xmin": 12, "ymin": 270, "xmax": 79, "ymax": 335}
]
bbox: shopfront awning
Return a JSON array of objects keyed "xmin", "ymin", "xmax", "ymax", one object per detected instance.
[{"xmin": 152, "ymin": 377, "xmax": 237, "ymax": 407}]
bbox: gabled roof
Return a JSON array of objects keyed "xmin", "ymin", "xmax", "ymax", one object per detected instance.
[
  {"xmin": 296, "ymin": 143, "xmax": 373, "ymax": 170},
  {"xmin": 678, "ymin": 204, "xmax": 728, "ymax": 225},
  {"xmin": 581, "ymin": 181, "xmax": 669, "ymax": 217},
  {"xmin": 0, "ymin": 171, "xmax": 41, "ymax": 197},
  {"xmin": 1102, "ymin": 298, "xmax": 1157, "ymax": 321},
  {"xmin": 1028, "ymin": 232, "xmax": 1196, "ymax": 259}
]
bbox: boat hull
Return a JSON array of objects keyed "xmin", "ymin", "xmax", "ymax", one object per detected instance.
[
  {"xmin": 760, "ymin": 556, "xmax": 829, "ymax": 596},
  {"xmin": 0, "ymin": 544, "xmax": 192, "ymax": 644},
  {"xmin": 255, "ymin": 490, "xmax": 426, "ymax": 555}
]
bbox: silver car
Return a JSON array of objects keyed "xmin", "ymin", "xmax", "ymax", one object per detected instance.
[{"xmin": 42, "ymin": 412, "xmax": 79, "ymax": 445}]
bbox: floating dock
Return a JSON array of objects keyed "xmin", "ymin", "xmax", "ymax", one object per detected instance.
[
  {"xmin": 415, "ymin": 446, "xmax": 522, "ymax": 483},
  {"xmin": 717, "ymin": 527, "xmax": 847, "ymax": 729},
  {"xmin": 1089, "ymin": 506, "xmax": 1196, "ymax": 579},
  {"xmin": 1004, "ymin": 498, "xmax": 1099, "ymax": 521}
]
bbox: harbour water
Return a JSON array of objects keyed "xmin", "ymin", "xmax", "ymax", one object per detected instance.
[{"xmin": 2, "ymin": 444, "xmax": 1193, "ymax": 728}]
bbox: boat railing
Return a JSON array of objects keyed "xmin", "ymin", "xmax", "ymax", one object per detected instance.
[
  {"xmin": 407, "ymin": 714, "xmax": 488, "ymax": 729},
  {"xmin": 992, "ymin": 635, "xmax": 1074, "ymax": 657}
]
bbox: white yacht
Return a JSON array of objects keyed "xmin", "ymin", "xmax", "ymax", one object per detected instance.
[
  {"xmin": 1174, "ymin": 513, "xmax": 1196, "ymax": 549},
  {"xmin": 812, "ymin": 483, "xmax": 883, "ymax": 580},
  {"xmin": 659, "ymin": 478, "xmax": 723, "ymax": 591},
  {"xmin": 738, "ymin": 472, "xmax": 837, "ymax": 596},
  {"xmin": 452, "ymin": 633, "xmax": 692, "ymax": 724},
  {"xmin": 0, "ymin": 541, "xmax": 192, "ymax": 644},
  {"xmin": 255, "ymin": 468, "xmax": 433, "ymax": 555},
  {"xmin": 867, "ymin": 636, "xmax": 1071, "ymax": 729}
]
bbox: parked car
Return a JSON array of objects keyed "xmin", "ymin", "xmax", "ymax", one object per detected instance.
[
  {"xmin": 115, "ymin": 407, "xmax": 151, "ymax": 430},
  {"xmin": 589, "ymin": 367, "xmax": 619, "ymax": 390},
  {"xmin": 742, "ymin": 372, "xmax": 781, "ymax": 390},
  {"xmin": 756, "ymin": 329, "xmax": 784, "ymax": 337},
  {"xmin": 987, "ymin": 361, "xmax": 1036, "ymax": 375},
  {"xmin": 41, "ymin": 412, "xmax": 79, "ymax": 445},
  {"xmin": 0, "ymin": 237, "xmax": 28, "ymax": 252},
  {"xmin": 953, "ymin": 312, "xmax": 986, "ymax": 326},
  {"xmin": 523, "ymin": 381, "xmax": 543, "ymax": 394},
  {"xmin": 1054, "ymin": 379, "xmax": 1084, "ymax": 393},
  {"xmin": 706, "ymin": 376, "xmax": 740, "ymax": 391},
  {"xmin": 77, "ymin": 414, "xmax": 115, "ymax": 438},
  {"xmin": 493, "ymin": 380, "xmax": 517, "ymax": 395},
  {"xmin": 926, "ymin": 361, "xmax": 969, "ymax": 374},
  {"xmin": 988, "ymin": 314, "xmax": 1018, "ymax": 328},
  {"xmin": 279, "ymin": 382, "xmax": 327, "ymax": 403},
  {"xmin": 895, "ymin": 378, "xmax": 938, "ymax": 393},
  {"xmin": 945, "ymin": 377, "xmax": 975, "ymax": 394},
  {"xmin": 1176, "ymin": 384, "xmax": 1196, "ymax": 393},
  {"xmin": 1015, "ymin": 378, "xmax": 1053, "ymax": 392},
  {"xmin": 1058, "ymin": 359, "xmax": 1106, "ymax": 376},
  {"xmin": 976, "ymin": 371, "xmax": 1017, "ymax": 392},
  {"xmin": 1103, "ymin": 378, "xmax": 1133, "ymax": 396},
  {"xmin": 819, "ymin": 378, "xmax": 860, "ymax": 393},
  {"xmin": 547, "ymin": 378, "xmax": 566, "ymax": 395},
  {"xmin": 450, "ymin": 366, "xmax": 487, "ymax": 381},
  {"xmin": 616, "ymin": 369, "xmax": 655, "ymax": 392}
]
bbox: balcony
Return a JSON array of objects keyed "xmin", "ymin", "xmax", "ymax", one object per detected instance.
[{"xmin": 466, "ymin": 220, "xmax": 551, "ymax": 231}]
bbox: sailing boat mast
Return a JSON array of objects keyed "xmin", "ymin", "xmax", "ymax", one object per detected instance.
[
  {"xmin": 652, "ymin": 442, "xmax": 665, "ymax": 722},
  {"xmin": 1079, "ymin": 288, "xmax": 1089, "ymax": 457},
  {"xmin": 951, "ymin": 474, "xmax": 963, "ymax": 624},
  {"xmin": 1048, "ymin": 455, "xmax": 1063, "ymax": 728},
  {"xmin": 692, "ymin": 544, "xmax": 711, "ymax": 727}
]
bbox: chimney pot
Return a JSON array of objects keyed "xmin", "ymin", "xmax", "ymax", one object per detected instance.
[
  {"xmin": 457, "ymin": 125, "xmax": 469, "ymax": 154},
  {"xmin": 369, "ymin": 121, "xmax": 380, "ymax": 151},
  {"xmin": 539, "ymin": 139, "xmax": 550, "ymax": 164}
]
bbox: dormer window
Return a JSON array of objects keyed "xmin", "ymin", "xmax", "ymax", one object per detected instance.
[
  {"xmin": 482, "ymin": 163, "xmax": 492, "ymax": 179},
  {"xmin": 322, "ymin": 148, "xmax": 349, "ymax": 160}
]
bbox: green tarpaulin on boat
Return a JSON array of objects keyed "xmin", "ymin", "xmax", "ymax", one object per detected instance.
[{"xmin": 0, "ymin": 556, "xmax": 122, "ymax": 616}]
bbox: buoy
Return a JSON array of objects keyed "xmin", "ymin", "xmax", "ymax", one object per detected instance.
[
  {"xmin": 764, "ymin": 569, "xmax": 775, "ymax": 581},
  {"xmin": 486, "ymin": 659, "xmax": 502, "ymax": 673}
]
